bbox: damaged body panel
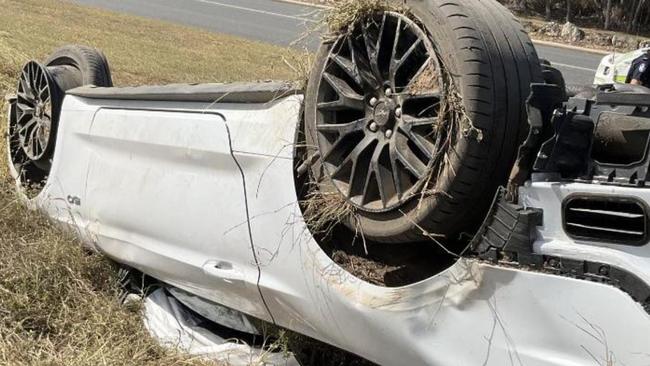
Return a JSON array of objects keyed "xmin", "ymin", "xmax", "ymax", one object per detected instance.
[
  {"xmin": 12, "ymin": 83, "xmax": 301, "ymax": 323},
  {"xmin": 9, "ymin": 80, "xmax": 650, "ymax": 365}
]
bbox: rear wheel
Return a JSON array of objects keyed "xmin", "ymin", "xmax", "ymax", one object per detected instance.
[
  {"xmin": 305, "ymin": 0, "xmax": 543, "ymax": 243},
  {"xmin": 14, "ymin": 61, "xmax": 58, "ymax": 170},
  {"xmin": 8, "ymin": 45, "xmax": 112, "ymax": 196}
]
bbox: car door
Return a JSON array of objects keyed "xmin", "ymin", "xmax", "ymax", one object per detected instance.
[
  {"xmin": 222, "ymin": 94, "xmax": 344, "ymax": 340},
  {"xmin": 79, "ymin": 98, "xmax": 271, "ymax": 321}
]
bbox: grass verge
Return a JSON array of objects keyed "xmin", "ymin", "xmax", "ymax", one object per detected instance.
[{"xmin": 0, "ymin": 0, "xmax": 298, "ymax": 364}]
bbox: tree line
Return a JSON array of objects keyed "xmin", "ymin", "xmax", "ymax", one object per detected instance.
[{"xmin": 502, "ymin": 0, "xmax": 650, "ymax": 33}]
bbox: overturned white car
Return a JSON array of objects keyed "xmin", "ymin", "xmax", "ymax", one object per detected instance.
[{"xmin": 7, "ymin": 0, "xmax": 650, "ymax": 365}]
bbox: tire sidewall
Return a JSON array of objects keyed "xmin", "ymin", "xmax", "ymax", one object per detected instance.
[{"xmin": 45, "ymin": 46, "xmax": 113, "ymax": 88}]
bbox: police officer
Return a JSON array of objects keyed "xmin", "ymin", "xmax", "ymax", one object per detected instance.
[{"xmin": 626, "ymin": 49, "xmax": 650, "ymax": 86}]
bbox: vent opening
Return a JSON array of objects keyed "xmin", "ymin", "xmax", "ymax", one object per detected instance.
[{"xmin": 563, "ymin": 195, "xmax": 648, "ymax": 246}]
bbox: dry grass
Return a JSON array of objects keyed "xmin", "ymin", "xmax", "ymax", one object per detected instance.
[
  {"xmin": 0, "ymin": 182, "xmax": 213, "ymax": 366},
  {"xmin": 0, "ymin": 0, "xmax": 298, "ymax": 364},
  {"xmin": 324, "ymin": 0, "xmax": 400, "ymax": 35},
  {"xmin": 440, "ymin": 68, "xmax": 482, "ymax": 144},
  {"xmin": 302, "ymin": 185, "xmax": 355, "ymax": 237},
  {"xmin": 413, "ymin": 60, "xmax": 480, "ymax": 218},
  {"xmin": 282, "ymin": 50, "xmax": 315, "ymax": 89}
]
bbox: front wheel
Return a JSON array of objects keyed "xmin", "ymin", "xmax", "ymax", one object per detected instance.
[{"xmin": 304, "ymin": 0, "xmax": 543, "ymax": 244}]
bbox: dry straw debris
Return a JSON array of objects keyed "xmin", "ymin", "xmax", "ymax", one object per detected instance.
[
  {"xmin": 412, "ymin": 61, "xmax": 481, "ymax": 210},
  {"xmin": 281, "ymin": 50, "xmax": 314, "ymax": 89},
  {"xmin": 302, "ymin": 184, "xmax": 355, "ymax": 237},
  {"xmin": 324, "ymin": 0, "xmax": 402, "ymax": 35}
]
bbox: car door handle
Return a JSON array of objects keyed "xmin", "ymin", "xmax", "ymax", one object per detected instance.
[{"xmin": 202, "ymin": 260, "xmax": 245, "ymax": 284}]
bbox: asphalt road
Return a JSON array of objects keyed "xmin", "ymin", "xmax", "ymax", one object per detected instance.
[{"xmin": 73, "ymin": 0, "xmax": 603, "ymax": 85}]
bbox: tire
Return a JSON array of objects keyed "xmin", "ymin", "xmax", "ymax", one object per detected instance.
[
  {"xmin": 45, "ymin": 44, "xmax": 113, "ymax": 89},
  {"xmin": 304, "ymin": 0, "xmax": 542, "ymax": 243}
]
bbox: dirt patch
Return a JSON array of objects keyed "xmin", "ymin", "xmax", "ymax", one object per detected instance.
[
  {"xmin": 331, "ymin": 250, "xmax": 401, "ymax": 286},
  {"xmin": 320, "ymin": 225, "xmax": 459, "ymax": 287}
]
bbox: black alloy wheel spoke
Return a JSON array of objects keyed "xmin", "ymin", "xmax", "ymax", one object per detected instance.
[
  {"xmin": 361, "ymin": 13, "xmax": 386, "ymax": 81},
  {"xmin": 318, "ymin": 72, "xmax": 365, "ymax": 111},
  {"xmin": 345, "ymin": 33, "xmax": 380, "ymax": 92},
  {"xmin": 402, "ymin": 90, "xmax": 442, "ymax": 101},
  {"xmin": 402, "ymin": 115, "xmax": 438, "ymax": 128},
  {"xmin": 393, "ymin": 138, "xmax": 427, "ymax": 179},
  {"xmin": 365, "ymin": 143, "xmax": 392, "ymax": 206},
  {"xmin": 317, "ymin": 118, "xmax": 366, "ymax": 135},
  {"xmin": 388, "ymin": 17, "xmax": 403, "ymax": 88},
  {"xmin": 331, "ymin": 136, "xmax": 375, "ymax": 184},
  {"xmin": 331, "ymin": 51, "xmax": 362, "ymax": 87},
  {"xmin": 399, "ymin": 125, "xmax": 435, "ymax": 161}
]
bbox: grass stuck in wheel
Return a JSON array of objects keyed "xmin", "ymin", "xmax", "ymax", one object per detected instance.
[
  {"xmin": 303, "ymin": 0, "xmax": 488, "ymax": 245},
  {"xmin": 324, "ymin": 0, "xmax": 403, "ymax": 35},
  {"xmin": 297, "ymin": 1, "xmax": 481, "ymax": 288},
  {"xmin": 303, "ymin": 0, "xmax": 539, "ymax": 247},
  {"xmin": 302, "ymin": 184, "xmax": 356, "ymax": 237}
]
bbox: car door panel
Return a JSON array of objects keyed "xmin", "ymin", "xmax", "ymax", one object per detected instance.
[{"xmin": 79, "ymin": 102, "xmax": 270, "ymax": 320}]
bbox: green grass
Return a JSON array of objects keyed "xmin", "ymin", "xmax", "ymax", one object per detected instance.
[{"xmin": 0, "ymin": 0, "xmax": 298, "ymax": 364}]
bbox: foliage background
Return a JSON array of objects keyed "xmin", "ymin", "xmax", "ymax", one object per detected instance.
[{"xmin": 501, "ymin": 0, "xmax": 650, "ymax": 33}]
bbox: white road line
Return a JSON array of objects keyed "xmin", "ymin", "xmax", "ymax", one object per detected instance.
[
  {"xmin": 548, "ymin": 62, "xmax": 596, "ymax": 72},
  {"xmin": 191, "ymin": 0, "xmax": 318, "ymax": 23}
]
